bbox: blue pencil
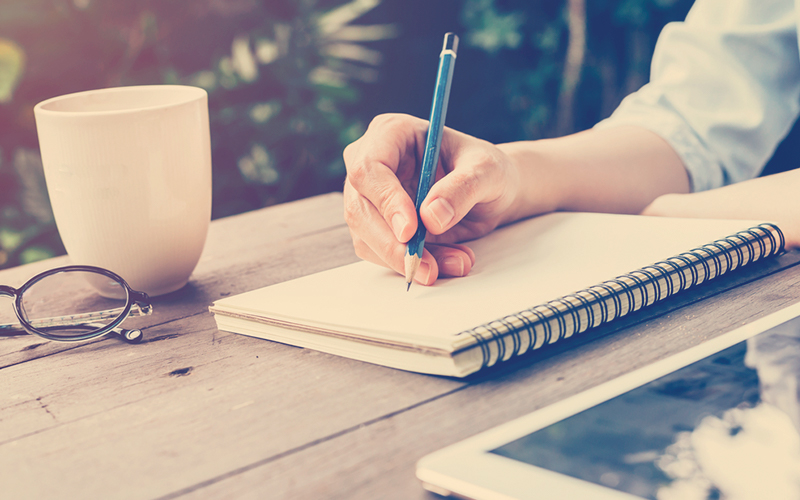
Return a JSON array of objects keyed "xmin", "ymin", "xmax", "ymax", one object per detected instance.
[{"xmin": 404, "ymin": 32, "xmax": 459, "ymax": 290}]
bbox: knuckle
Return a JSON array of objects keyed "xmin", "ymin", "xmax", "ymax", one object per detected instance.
[
  {"xmin": 456, "ymin": 168, "xmax": 483, "ymax": 202},
  {"xmin": 343, "ymin": 194, "xmax": 365, "ymax": 227},
  {"xmin": 368, "ymin": 113, "xmax": 402, "ymax": 130},
  {"xmin": 345, "ymin": 157, "xmax": 370, "ymax": 189},
  {"xmin": 374, "ymin": 184, "xmax": 400, "ymax": 217},
  {"xmin": 369, "ymin": 113, "xmax": 422, "ymax": 135},
  {"xmin": 346, "ymin": 166, "xmax": 401, "ymax": 221},
  {"xmin": 342, "ymin": 141, "xmax": 357, "ymax": 163},
  {"xmin": 469, "ymin": 149, "xmax": 499, "ymax": 174},
  {"xmin": 368, "ymin": 113, "xmax": 392, "ymax": 128},
  {"xmin": 454, "ymin": 147, "xmax": 502, "ymax": 201}
]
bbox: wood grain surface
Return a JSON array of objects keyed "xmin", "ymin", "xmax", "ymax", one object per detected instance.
[{"xmin": 2, "ymin": 192, "xmax": 800, "ymax": 499}]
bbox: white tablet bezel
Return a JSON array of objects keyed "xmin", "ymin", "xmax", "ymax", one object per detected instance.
[{"xmin": 416, "ymin": 300, "xmax": 800, "ymax": 500}]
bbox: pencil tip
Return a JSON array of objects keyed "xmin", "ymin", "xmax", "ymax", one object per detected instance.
[{"xmin": 406, "ymin": 282, "xmax": 411, "ymax": 292}]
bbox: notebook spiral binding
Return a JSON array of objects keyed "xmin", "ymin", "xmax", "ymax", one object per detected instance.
[{"xmin": 458, "ymin": 223, "xmax": 785, "ymax": 370}]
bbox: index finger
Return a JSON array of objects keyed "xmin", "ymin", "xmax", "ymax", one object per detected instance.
[{"xmin": 343, "ymin": 114, "xmax": 427, "ymax": 243}]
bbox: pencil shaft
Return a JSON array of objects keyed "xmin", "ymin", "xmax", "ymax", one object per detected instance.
[{"xmin": 404, "ymin": 33, "xmax": 458, "ymax": 287}]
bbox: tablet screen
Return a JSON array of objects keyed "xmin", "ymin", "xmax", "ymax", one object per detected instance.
[{"xmin": 491, "ymin": 317, "xmax": 800, "ymax": 499}]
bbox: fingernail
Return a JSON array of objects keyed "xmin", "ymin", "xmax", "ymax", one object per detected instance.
[
  {"xmin": 391, "ymin": 213, "xmax": 406, "ymax": 240},
  {"xmin": 428, "ymin": 198, "xmax": 455, "ymax": 231},
  {"xmin": 415, "ymin": 262, "xmax": 432, "ymax": 284},
  {"xmin": 441, "ymin": 256, "xmax": 465, "ymax": 277}
]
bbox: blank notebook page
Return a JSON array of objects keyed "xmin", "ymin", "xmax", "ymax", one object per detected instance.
[{"xmin": 212, "ymin": 213, "xmax": 762, "ymax": 349}]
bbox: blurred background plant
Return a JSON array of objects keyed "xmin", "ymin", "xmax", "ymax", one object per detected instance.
[{"xmin": 0, "ymin": 0, "xmax": 696, "ymax": 270}]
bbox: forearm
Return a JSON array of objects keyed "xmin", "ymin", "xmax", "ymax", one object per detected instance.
[
  {"xmin": 496, "ymin": 125, "xmax": 691, "ymax": 224},
  {"xmin": 643, "ymin": 169, "xmax": 800, "ymax": 249}
]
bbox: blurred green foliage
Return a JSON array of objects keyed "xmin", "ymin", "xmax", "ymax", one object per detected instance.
[{"xmin": 0, "ymin": 0, "xmax": 693, "ymax": 270}]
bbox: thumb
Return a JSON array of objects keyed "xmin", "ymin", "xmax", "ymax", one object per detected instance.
[{"xmin": 419, "ymin": 157, "xmax": 504, "ymax": 235}]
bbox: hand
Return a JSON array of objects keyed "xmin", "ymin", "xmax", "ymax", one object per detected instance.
[{"xmin": 343, "ymin": 113, "xmax": 523, "ymax": 285}]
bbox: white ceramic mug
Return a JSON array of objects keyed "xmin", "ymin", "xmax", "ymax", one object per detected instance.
[{"xmin": 34, "ymin": 85, "xmax": 212, "ymax": 297}]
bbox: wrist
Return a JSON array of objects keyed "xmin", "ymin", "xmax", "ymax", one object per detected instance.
[
  {"xmin": 495, "ymin": 140, "xmax": 563, "ymax": 224},
  {"xmin": 501, "ymin": 127, "xmax": 690, "ymax": 216}
]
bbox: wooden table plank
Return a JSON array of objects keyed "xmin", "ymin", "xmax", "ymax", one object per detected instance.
[
  {"xmin": 1, "ymin": 314, "xmax": 465, "ymax": 498},
  {"xmin": 3, "ymin": 192, "xmax": 800, "ymax": 499},
  {"xmin": 0, "ymin": 193, "xmax": 357, "ymax": 368},
  {"xmin": 172, "ymin": 262, "xmax": 800, "ymax": 500}
]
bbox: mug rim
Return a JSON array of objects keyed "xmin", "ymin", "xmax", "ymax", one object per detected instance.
[{"xmin": 34, "ymin": 85, "xmax": 207, "ymax": 117}]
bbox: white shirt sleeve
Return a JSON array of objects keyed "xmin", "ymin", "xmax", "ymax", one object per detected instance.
[{"xmin": 595, "ymin": 0, "xmax": 800, "ymax": 191}]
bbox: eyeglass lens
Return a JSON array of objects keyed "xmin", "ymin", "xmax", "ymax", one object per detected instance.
[{"xmin": 20, "ymin": 270, "xmax": 129, "ymax": 339}]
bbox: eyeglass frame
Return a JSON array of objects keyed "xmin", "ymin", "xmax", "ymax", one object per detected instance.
[{"xmin": 0, "ymin": 265, "xmax": 152, "ymax": 344}]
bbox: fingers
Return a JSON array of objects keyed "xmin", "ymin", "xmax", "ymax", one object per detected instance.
[
  {"xmin": 419, "ymin": 136, "xmax": 515, "ymax": 237},
  {"xmin": 343, "ymin": 178, "xmax": 409, "ymax": 275},
  {"xmin": 427, "ymin": 243, "xmax": 475, "ymax": 278},
  {"xmin": 346, "ymin": 220, "xmax": 441, "ymax": 286},
  {"xmin": 343, "ymin": 113, "xmax": 511, "ymax": 286},
  {"xmin": 409, "ymin": 249, "xmax": 439, "ymax": 286},
  {"xmin": 343, "ymin": 114, "xmax": 427, "ymax": 243},
  {"xmin": 405, "ymin": 244, "xmax": 475, "ymax": 286},
  {"xmin": 344, "ymin": 180, "xmax": 475, "ymax": 285}
]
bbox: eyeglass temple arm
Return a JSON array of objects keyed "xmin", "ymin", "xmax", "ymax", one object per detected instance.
[
  {"xmin": 84, "ymin": 322, "xmax": 145, "ymax": 344},
  {"xmin": 0, "ymin": 302, "xmax": 152, "ymax": 343},
  {"xmin": 0, "ymin": 321, "xmax": 145, "ymax": 343}
]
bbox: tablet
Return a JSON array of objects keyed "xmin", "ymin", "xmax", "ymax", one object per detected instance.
[{"xmin": 417, "ymin": 301, "xmax": 800, "ymax": 500}]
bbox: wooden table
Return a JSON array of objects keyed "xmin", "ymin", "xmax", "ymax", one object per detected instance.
[{"xmin": 3, "ymin": 192, "xmax": 800, "ymax": 499}]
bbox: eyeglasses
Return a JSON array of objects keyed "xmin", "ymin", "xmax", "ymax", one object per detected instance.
[{"xmin": 0, "ymin": 265, "xmax": 152, "ymax": 344}]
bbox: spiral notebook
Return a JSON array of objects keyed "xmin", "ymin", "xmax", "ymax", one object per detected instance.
[{"xmin": 209, "ymin": 212, "xmax": 786, "ymax": 377}]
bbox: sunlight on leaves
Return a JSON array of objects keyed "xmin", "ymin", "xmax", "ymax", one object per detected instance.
[
  {"xmin": 249, "ymin": 101, "xmax": 281, "ymax": 124},
  {"xmin": 0, "ymin": 228, "xmax": 23, "ymax": 252},
  {"xmin": 231, "ymin": 36, "xmax": 258, "ymax": 82},
  {"xmin": 536, "ymin": 24, "xmax": 562, "ymax": 54},
  {"xmin": 190, "ymin": 70, "xmax": 217, "ymax": 91},
  {"xmin": 316, "ymin": 0, "xmax": 381, "ymax": 36},
  {"xmin": 462, "ymin": 0, "xmax": 525, "ymax": 54},
  {"xmin": 329, "ymin": 25, "xmax": 398, "ymax": 42},
  {"xmin": 0, "ymin": 0, "xmax": 695, "ymax": 270},
  {"xmin": 238, "ymin": 144, "xmax": 279, "ymax": 185},
  {"xmin": 0, "ymin": 0, "xmax": 399, "ymax": 269},
  {"xmin": 321, "ymin": 43, "xmax": 382, "ymax": 65},
  {"xmin": 0, "ymin": 38, "xmax": 24, "ymax": 103},
  {"xmin": 255, "ymin": 39, "xmax": 280, "ymax": 64},
  {"xmin": 309, "ymin": 66, "xmax": 347, "ymax": 87},
  {"xmin": 312, "ymin": 0, "xmax": 395, "ymax": 88},
  {"xmin": 19, "ymin": 246, "xmax": 53, "ymax": 265},
  {"xmin": 218, "ymin": 56, "xmax": 238, "ymax": 89}
]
